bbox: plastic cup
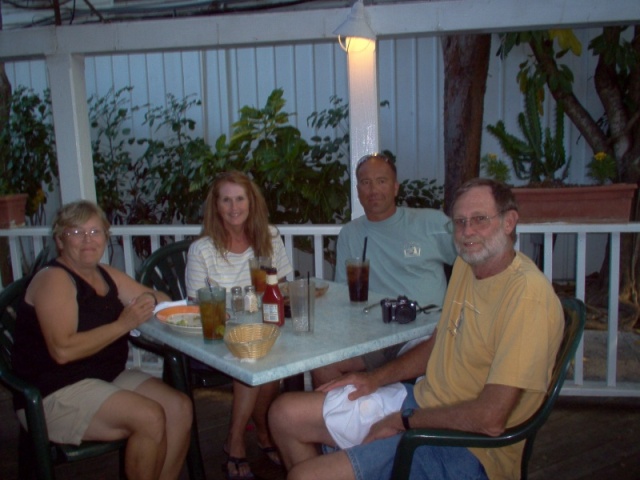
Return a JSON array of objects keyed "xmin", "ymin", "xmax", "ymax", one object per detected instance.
[
  {"xmin": 197, "ymin": 286, "xmax": 226, "ymax": 340},
  {"xmin": 289, "ymin": 279, "xmax": 315, "ymax": 334},
  {"xmin": 346, "ymin": 258, "xmax": 369, "ymax": 303},
  {"xmin": 249, "ymin": 256, "xmax": 272, "ymax": 295}
]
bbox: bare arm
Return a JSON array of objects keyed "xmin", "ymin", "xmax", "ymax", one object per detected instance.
[
  {"xmin": 28, "ymin": 266, "xmax": 168, "ymax": 364},
  {"xmin": 364, "ymin": 383, "xmax": 523, "ymax": 443},
  {"xmin": 101, "ymin": 263, "xmax": 170, "ymax": 306}
]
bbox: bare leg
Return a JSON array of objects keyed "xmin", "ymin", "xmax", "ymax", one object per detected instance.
[
  {"xmin": 134, "ymin": 377, "xmax": 192, "ymax": 480},
  {"xmin": 251, "ymin": 380, "xmax": 281, "ymax": 461},
  {"xmin": 269, "ymin": 391, "xmax": 356, "ymax": 480},
  {"xmin": 83, "ymin": 390, "xmax": 167, "ymax": 480},
  {"xmin": 311, "ymin": 356, "xmax": 367, "ymax": 387},
  {"xmin": 268, "ymin": 391, "xmax": 333, "ymax": 468},
  {"xmin": 225, "ymin": 379, "xmax": 261, "ymax": 477}
]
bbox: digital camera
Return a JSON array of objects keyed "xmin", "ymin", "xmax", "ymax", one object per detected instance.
[{"xmin": 380, "ymin": 295, "xmax": 418, "ymax": 324}]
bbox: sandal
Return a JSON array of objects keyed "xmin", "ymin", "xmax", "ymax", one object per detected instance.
[
  {"xmin": 258, "ymin": 444, "xmax": 282, "ymax": 467},
  {"xmin": 223, "ymin": 447, "xmax": 255, "ymax": 480}
]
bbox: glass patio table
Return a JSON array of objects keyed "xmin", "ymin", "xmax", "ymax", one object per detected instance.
[{"xmin": 137, "ymin": 280, "xmax": 440, "ymax": 387}]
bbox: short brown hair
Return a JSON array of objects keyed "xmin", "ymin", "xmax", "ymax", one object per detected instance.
[
  {"xmin": 52, "ymin": 200, "xmax": 111, "ymax": 241},
  {"xmin": 450, "ymin": 178, "xmax": 519, "ymax": 242}
]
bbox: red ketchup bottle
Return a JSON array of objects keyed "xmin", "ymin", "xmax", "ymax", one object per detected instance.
[{"xmin": 261, "ymin": 267, "xmax": 285, "ymax": 327}]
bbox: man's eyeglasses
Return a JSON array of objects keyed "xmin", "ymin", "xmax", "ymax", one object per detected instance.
[
  {"xmin": 446, "ymin": 214, "xmax": 501, "ymax": 233},
  {"xmin": 63, "ymin": 228, "xmax": 106, "ymax": 240},
  {"xmin": 356, "ymin": 154, "xmax": 397, "ymax": 175}
]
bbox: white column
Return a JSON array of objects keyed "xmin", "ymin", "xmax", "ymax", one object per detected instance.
[
  {"xmin": 346, "ymin": 41, "xmax": 379, "ymax": 220},
  {"xmin": 46, "ymin": 54, "xmax": 97, "ymax": 204}
]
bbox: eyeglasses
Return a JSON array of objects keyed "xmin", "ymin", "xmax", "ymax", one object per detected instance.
[
  {"xmin": 63, "ymin": 228, "xmax": 106, "ymax": 240},
  {"xmin": 356, "ymin": 154, "xmax": 397, "ymax": 175},
  {"xmin": 446, "ymin": 214, "xmax": 501, "ymax": 233}
]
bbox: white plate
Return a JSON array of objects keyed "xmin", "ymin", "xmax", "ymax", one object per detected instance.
[{"xmin": 156, "ymin": 306, "xmax": 202, "ymax": 335}]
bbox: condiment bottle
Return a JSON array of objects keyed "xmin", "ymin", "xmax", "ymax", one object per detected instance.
[
  {"xmin": 244, "ymin": 285, "xmax": 259, "ymax": 313},
  {"xmin": 231, "ymin": 286, "xmax": 244, "ymax": 313},
  {"xmin": 261, "ymin": 267, "xmax": 284, "ymax": 326}
]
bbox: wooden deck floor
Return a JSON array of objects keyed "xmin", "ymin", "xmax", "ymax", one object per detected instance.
[{"xmin": 1, "ymin": 384, "xmax": 639, "ymax": 480}]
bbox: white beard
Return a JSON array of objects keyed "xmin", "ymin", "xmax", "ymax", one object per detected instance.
[{"xmin": 456, "ymin": 230, "xmax": 510, "ymax": 266}]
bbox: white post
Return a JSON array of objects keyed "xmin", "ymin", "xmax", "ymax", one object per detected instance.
[
  {"xmin": 47, "ymin": 54, "xmax": 97, "ymax": 204},
  {"xmin": 346, "ymin": 40, "xmax": 379, "ymax": 220}
]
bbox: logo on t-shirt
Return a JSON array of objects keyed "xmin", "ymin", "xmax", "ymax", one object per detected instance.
[{"xmin": 404, "ymin": 242, "xmax": 421, "ymax": 258}]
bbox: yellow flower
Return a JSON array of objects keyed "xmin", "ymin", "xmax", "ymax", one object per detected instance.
[{"xmin": 594, "ymin": 152, "xmax": 608, "ymax": 162}]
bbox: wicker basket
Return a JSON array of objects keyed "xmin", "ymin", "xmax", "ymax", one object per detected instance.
[{"xmin": 224, "ymin": 323, "xmax": 280, "ymax": 359}]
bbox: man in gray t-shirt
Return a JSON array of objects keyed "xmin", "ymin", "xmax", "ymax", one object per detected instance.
[{"xmin": 312, "ymin": 154, "xmax": 456, "ymax": 386}]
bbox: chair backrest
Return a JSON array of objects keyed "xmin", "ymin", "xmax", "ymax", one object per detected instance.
[
  {"xmin": 0, "ymin": 276, "xmax": 30, "ymax": 369},
  {"xmin": 136, "ymin": 239, "xmax": 192, "ymax": 300},
  {"xmin": 390, "ymin": 297, "xmax": 586, "ymax": 480},
  {"xmin": 517, "ymin": 296, "xmax": 586, "ymax": 475}
]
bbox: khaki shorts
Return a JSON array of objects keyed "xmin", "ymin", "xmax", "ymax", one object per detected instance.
[{"xmin": 16, "ymin": 369, "xmax": 151, "ymax": 445}]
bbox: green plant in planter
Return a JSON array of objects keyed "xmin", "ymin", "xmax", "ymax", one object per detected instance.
[
  {"xmin": 0, "ymin": 86, "xmax": 58, "ymax": 222},
  {"xmin": 587, "ymin": 151, "xmax": 617, "ymax": 185},
  {"xmin": 486, "ymin": 81, "xmax": 570, "ymax": 186},
  {"xmin": 480, "ymin": 153, "xmax": 511, "ymax": 184}
]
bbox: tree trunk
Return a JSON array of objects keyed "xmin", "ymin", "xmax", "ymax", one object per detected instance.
[{"xmin": 442, "ymin": 34, "xmax": 492, "ymax": 212}]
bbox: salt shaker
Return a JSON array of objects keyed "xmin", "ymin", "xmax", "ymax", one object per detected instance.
[
  {"xmin": 243, "ymin": 285, "xmax": 258, "ymax": 313},
  {"xmin": 231, "ymin": 286, "xmax": 244, "ymax": 313}
]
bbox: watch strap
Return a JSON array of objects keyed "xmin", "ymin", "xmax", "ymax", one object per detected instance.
[{"xmin": 401, "ymin": 408, "xmax": 414, "ymax": 430}]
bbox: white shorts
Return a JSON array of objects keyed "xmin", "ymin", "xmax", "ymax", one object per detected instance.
[{"xmin": 322, "ymin": 383, "xmax": 408, "ymax": 449}]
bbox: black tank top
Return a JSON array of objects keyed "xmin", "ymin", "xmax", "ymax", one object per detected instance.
[{"xmin": 12, "ymin": 259, "xmax": 128, "ymax": 409}]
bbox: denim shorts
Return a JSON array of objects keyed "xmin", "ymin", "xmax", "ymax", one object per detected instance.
[{"xmin": 343, "ymin": 384, "xmax": 489, "ymax": 480}]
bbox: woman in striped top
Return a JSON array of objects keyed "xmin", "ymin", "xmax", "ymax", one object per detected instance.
[{"xmin": 186, "ymin": 171, "xmax": 292, "ymax": 480}]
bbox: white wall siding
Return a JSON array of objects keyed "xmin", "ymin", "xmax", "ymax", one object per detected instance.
[{"xmin": 6, "ymin": 31, "xmax": 601, "ymax": 187}]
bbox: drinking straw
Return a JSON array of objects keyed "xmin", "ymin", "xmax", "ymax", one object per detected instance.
[
  {"xmin": 362, "ymin": 236, "xmax": 368, "ymax": 261},
  {"xmin": 206, "ymin": 277, "xmax": 214, "ymax": 292},
  {"xmin": 307, "ymin": 272, "xmax": 312, "ymax": 331}
]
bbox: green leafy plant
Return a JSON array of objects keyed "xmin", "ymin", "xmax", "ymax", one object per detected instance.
[
  {"xmin": 486, "ymin": 81, "xmax": 570, "ymax": 186},
  {"xmin": 138, "ymin": 93, "xmax": 214, "ymax": 225},
  {"xmin": 480, "ymin": 153, "xmax": 511, "ymax": 184},
  {"xmin": 0, "ymin": 86, "xmax": 58, "ymax": 222},
  {"xmin": 192, "ymin": 88, "xmax": 351, "ymax": 226},
  {"xmin": 587, "ymin": 151, "xmax": 618, "ymax": 185}
]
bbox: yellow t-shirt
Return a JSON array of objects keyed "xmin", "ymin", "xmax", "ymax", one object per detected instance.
[{"xmin": 413, "ymin": 251, "xmax": 564, "ymax": 480}]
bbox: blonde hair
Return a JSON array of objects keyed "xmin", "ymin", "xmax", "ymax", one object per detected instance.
[
  {"xmin": 52, "ymin": 200, "xmax": 111, "ymax": 253},
  {"xmin": 201, "ymin": 171, "xmax": 274, "ymax": 259}
]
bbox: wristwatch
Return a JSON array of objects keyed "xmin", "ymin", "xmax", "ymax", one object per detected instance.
[{"xmin": 401, "ymin": 408, "xmax": 415, "ymax": 430}]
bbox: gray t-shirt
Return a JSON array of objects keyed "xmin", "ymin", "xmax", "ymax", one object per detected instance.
[{"xmin": 335, "ymin": 207, "xmax": 456, "ymax": 308}]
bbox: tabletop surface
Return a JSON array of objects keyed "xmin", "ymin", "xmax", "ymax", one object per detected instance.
[{"xmin": 137, "ymin": 280, "xmax": 439, "ymax": 386}]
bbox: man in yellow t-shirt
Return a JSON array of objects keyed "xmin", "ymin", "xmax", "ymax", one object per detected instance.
[{"xmin": 269, "ymin": 178, "xmax": 564, "ymax": 480}]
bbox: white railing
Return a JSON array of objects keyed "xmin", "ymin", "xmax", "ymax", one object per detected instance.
[{"xmin": 1, "ymin": 222, "xmax": 639, "ymax": 397}]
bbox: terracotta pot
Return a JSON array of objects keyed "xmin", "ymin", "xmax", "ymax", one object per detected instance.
[
  {"xmin": 513, "ymin": 183, "xmax": 637, "ymax": 223},
  {"xmin": 0, "ymin": 193, "xmax": 28, "ymax": 228}
]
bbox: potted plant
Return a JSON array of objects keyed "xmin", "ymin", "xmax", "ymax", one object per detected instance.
[
  {"xmin": 483, "ymin": 82, "xmax": 636, "ymax": 223},
  {"xmin": 0, "ymin": 87, "xmax": 58, "ymax": 228}
]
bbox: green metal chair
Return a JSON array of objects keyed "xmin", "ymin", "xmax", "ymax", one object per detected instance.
[
  {"xmin": 135, "ymin": 238, "xmax": 232, "ymax": 388},
  {"xmin": 391, "ymin": 297, "xmax": 586, "ymax": 480},
  {"xmin": 0, "ymin": 276, "xmax": 127, "ymax": 480}
]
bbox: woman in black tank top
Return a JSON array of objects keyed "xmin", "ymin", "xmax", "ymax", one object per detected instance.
[{"xmin": 12, "ymin": 200, "xmax": 192, "ymax": 479}]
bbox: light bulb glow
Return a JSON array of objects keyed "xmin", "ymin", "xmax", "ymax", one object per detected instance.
[{"xmin": 339, "ymin": 36, "xmax": 376, "ymax": 53}]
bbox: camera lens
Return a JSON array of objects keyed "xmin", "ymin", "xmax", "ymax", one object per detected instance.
[{"xmin": 395, "ymin": 304, "xmax": 415, "ymax": 324}]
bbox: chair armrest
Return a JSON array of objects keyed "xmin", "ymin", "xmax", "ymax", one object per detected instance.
[{"xmin": 0, "ymin": 360, "xmax": 55, "ymax": 469}]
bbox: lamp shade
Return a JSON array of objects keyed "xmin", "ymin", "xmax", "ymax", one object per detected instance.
[{"xmin": 333, "ymin": 0, "xmax": 376, "ymax": 41}]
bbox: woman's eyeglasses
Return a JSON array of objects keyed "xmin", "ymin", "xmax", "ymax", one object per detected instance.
[{"xmin": 63, "ymin": 228, "xmax": 106, "ymax": 239}]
